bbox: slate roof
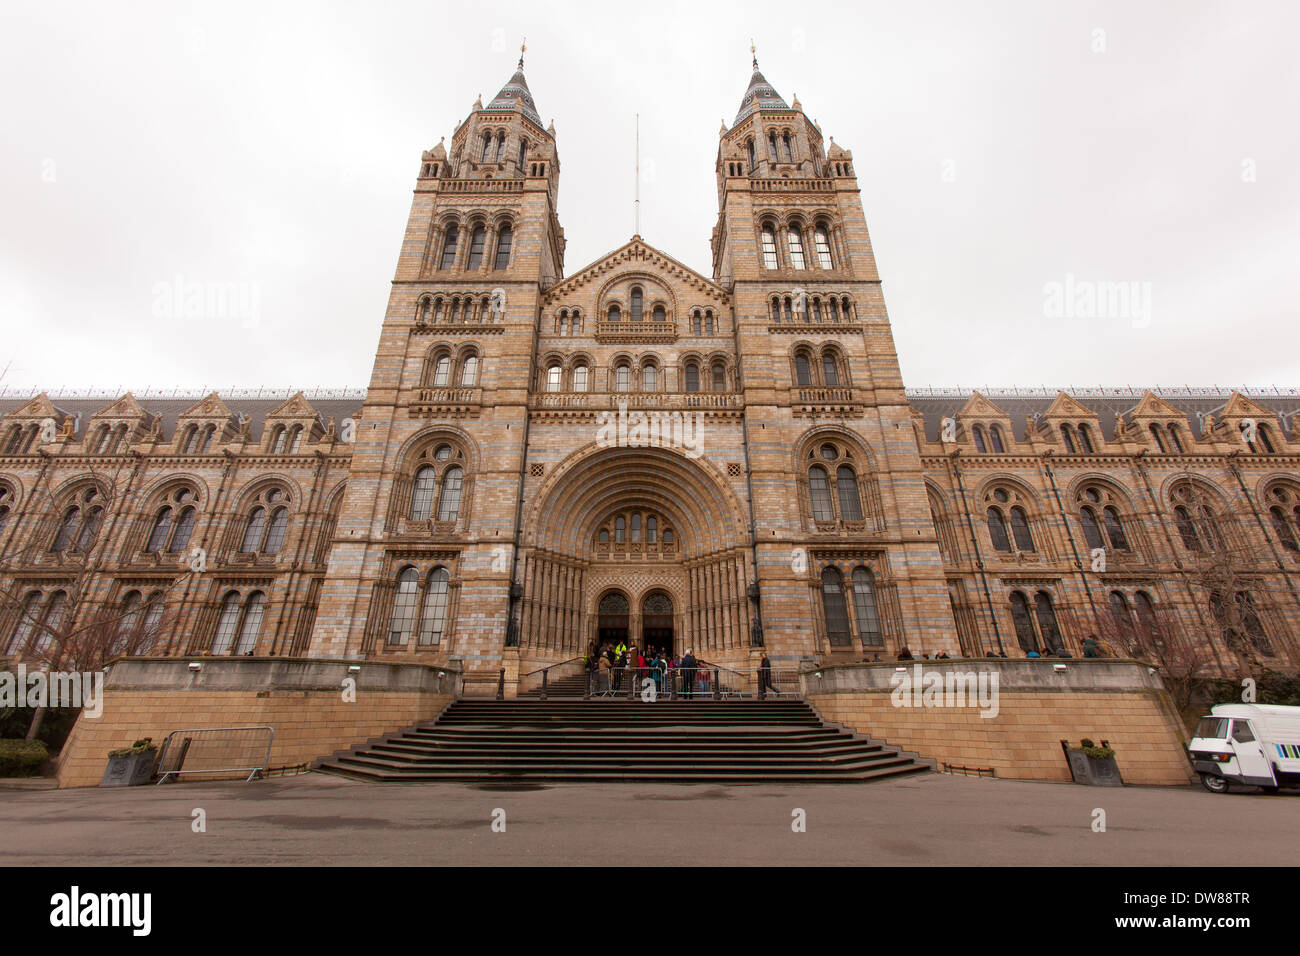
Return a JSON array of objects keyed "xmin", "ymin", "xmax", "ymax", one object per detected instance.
[{"xmin": 733, "ymin": 60, "xmax": 790, "ymax": 127}]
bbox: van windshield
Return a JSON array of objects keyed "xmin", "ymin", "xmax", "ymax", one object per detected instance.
[{"xmin": 1194, "ymin": 717, "xmax": 1229, "ymax": 739}]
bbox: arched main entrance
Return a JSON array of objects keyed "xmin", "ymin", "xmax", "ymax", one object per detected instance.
[
  {"xmin": 597, "ymin": 591, "xmax": 630, "ymax": 647},
  {"xmin": 642, "ymin": 591, "xmax": 674, "ymax": 655}
]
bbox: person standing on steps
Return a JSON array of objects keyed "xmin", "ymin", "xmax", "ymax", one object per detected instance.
[
  {"xmin": 758, "ymin": 653, "xmax": 776, "ymax": 698},
  {"xmin": 680, "ymin": 648, "xmax": 698, "ymax": 697}
]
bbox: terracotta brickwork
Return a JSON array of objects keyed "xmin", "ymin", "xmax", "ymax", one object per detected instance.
[{"xmin": 2, "ymin": 58, "xmax": 1298, "ymax": 690}]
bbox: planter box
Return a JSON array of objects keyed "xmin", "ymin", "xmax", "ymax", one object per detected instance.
[
  {"xmin": 100, "ymin": 750, "xmax": 157, "ymax": 787},
  {"xmin": 1064, "ymin": 748, "xmax": 1124, "ymax": 787}
]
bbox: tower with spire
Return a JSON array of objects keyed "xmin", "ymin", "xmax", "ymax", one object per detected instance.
[
  {"xmin": 712, "ymin": 47, "xmax": 958, "ymax": 658},
  {"xmin": 310, "ymin": 48, "xmax": 568, "ymax": 660}
]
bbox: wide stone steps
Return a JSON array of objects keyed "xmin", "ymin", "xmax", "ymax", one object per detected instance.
[{"xmin": 313, "ymin": 698, "xmax": 933, "ymax": 785}]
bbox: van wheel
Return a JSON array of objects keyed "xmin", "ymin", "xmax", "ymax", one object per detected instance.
[{"xmin": 1200, "ymin": 773, "xmax": 1231, "ymax": 794}]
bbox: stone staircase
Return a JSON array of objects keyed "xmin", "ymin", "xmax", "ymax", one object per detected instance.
[{"xmin": 312, "ymin": 698, "xmax": 934, "ymax": 784}]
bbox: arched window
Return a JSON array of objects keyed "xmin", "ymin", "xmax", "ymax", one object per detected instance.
[
  {"xmin": 704, "ymin": 312, "xmax": 715, "ymax": 334},
  {"xmin": 821, "ymin": 567, "xmax": 851, "ymax": 646},
  {"xmin": 466, "ymin": 225, "xmax": 486, "ymax": 269},
  {"xmin": 212, "ymin": 592, "xmax": 243, "ymax": 654},
  {"xmin": 241, "ymin": 507, "xmax": 266, "ymax": 552},
  {"xmin": 146, "ymin": 507, "xmax": 173, "ymax": 553},
  {"xmin": 1102, "ymin": 506, "xmax": 1129, "ymax": 551},
  {"xmin": 1034, "ymin": 592, "xmax": 1063, "ymax": 652},
  {"xmin": 711, "ymin": 362, "xmax": 726, "ymax": 391},
  {"xmin": 652, "ymin": 305, "xmax": 666, "ymax": 323},
  {"xmin": 1135, "ymin": 591, "xmax": 1159, "ymax": 640},
  {"xmin": 684, "ymin": 363, "xmax": 700, "ymax": 393},
  {"xmin": 820, "ymin": 351, "xmax": 840, "ymax": 387},
  {"xmin": 782, "ymin": 131, "xmax": 794, "ymax": 163},
  {"xmin": 642, "ymin": 364, "xmax": 658, "ymax": 392},
  {"xmin": 388, "ymin": 568, "xmax": 420, "ymax": 645},
  {"xmin": 181, "ymin": 426, "xmax": 200, "ymax": 454},
  {"xmin": 1271, "ymin": 506, "xmax": 1299, "ymax": 551},
  {"xmin": 747, "ymin": 138, "xmax": 756, "ymax": 171},
  {"xmin": 1149, "ymin": 423, "xmax": 1167, "ymax": 452},
  {"xmin": 647, "ymin": 516, "xmax": 658, "ymax": 542},
  {"xmin": 761, "ymin": 224, "xmax": 779, "ymax": 269},
  {"xmin": 271, "ymin": 426, "xmax": 287, "ymax": 454},
  {"xmin": 1009, "ymin": 592, "xmax": 1038, "ymax": 652},
  {"xmin": 410, "ymin": 466, "xmax": 438, "ymax": 521},
  {"xmin": 809, "ymin": 466, "xmax": 834, "ymax": 521},
  {"xmin": 1078, "ymin": 423, "xmax": 1095, "ymax": 453},
  {"xmin": 573, "ymin": 364, "xmax": 588, "ymax": 392},
  {"xmin": 460, "ymin": 354, "xmax": 479, "ymax": 386},
  {"xmin": 1080, "ymin": 506, "xmax": 1104, "ymax": 551},
  {"xmin": 607, "ymin": 304, "xmax": 620, "ymax": 323},
  {"xmin": 545, "ymin": 363, "xmax": 562, "ymax": 392},
  {"xmin": 692, "ymin": 312, "xmax": 702, "ymax": 335},
  {"xmin": 1174, "ymin": 505, "xmax": 1200, "ymax": 551},
  {"xmin": 814, "ymin": 224, "xmax": 833, "ymax": 269},
  {"xmin": 419, "ymin": 568, "xmax": 450, "ymax": 645},
  {"xmin": 1167, "ymin": 425, "xmax": 1184, "ymax": 453},
  {"xmin": 493, "ymin": 223, "xmax": 512, "ymax": 269},
  {"xmin": 263, "ymin": 507, "xmax": 289, "ymax": 554},
  {"xmin": 614, "ymin": 363, "xmax": 630, "ymax": 392},
  {"xmin": 170, "ymin": 506, "xmax": 196, "ymax": 553},
  {"xmin": 431, "ymin": 355, "xmax": 451, "ymax": 387},
  {"xmin": 1257, "ymin": 424, "xmax": 1276, "ymax": 454},
  {"xmin": 972, "ymin": 425, "xmax": 987, "ymax": 453},
  {"xmin": 794, "ymin": 352, "xmax": 812, "ymax": 387},
  {"xmin": 52, "ymin": 507, "xmax": 80, "ymax": 552},
  {"xmin": 439, "ymin": 224, "xmax": 458, "ymax": 270},
  {"xmin": 1061, "ymin": 424, "xmax": 1077, "ymax": 454},
  {"xmin": 1010, "ymin": 506, "xmax": 1034, "ymax": 551},
  {"xmin": 630, "ymin": 287, "xmax": 643, "ymax": 322},
  {"xmin": 1108, "ymin": 589, "xmax": 1130, "ymax": 626},
  {"xmin": 787, "ymin": 226, "xmax": 806, "ymax": 269},
  {"xmin": 233, "ymin": 591, "xmax": 265, "ymax": 654},
  {"xmin": 835, "ymin": 467, "xmax": 864, "ymax": 521},
  {"xmin": 989, "ymin": 425, "xmax": 1006, "ymax": 453},
  {"xmin": 615, "ymin": 516, "xmax": 626, "ymax": 543},
  {"xmin": 851, "ymin": 567, "xmax": 882, "ymax": 646},
  {"xmin": 437, "ymin": 467, "xmax": 463, "ymax": 522},
  {"xmin": 630, "ymin": 514, "xmax": 642, "ymax": 542},
  {"xmin": 987, "ymin": 507, "xmax": 1011, "ymax": 552}
]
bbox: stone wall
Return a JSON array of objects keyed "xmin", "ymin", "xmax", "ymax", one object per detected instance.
[
  {"xmin": 55, "ymin": 657, "xmax": 458, "ymax": 788},
  {"xmin": 805, "ymin": 658, "xmax": 1195, "ymax": 786}
]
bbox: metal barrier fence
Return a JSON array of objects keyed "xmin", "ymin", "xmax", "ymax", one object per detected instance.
[
  {"xmin": 155, "ymin": 726, "xmax": 274, "ymax": 784},
  {"xmin": 583, "ymin": 666, "xmax": 801, "ymax": 699}
]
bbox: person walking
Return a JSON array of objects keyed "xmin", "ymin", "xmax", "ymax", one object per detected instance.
[{"xmin": 596, "ymin": 653, "xmax": 612, "ymax": 695}]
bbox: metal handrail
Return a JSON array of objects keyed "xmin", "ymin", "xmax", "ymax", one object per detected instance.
[{"xmin": 521, "ymin": 655, "xmax": 585, "ymax": 678}]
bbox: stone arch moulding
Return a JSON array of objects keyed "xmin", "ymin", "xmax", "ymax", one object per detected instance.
[
  {"xmin": 594, "ymin": 271, "xmax": 680, "ymax": 317},
  {"xmin": 524, "ymin": 443, "xmax": 750, "ymax": 558}
]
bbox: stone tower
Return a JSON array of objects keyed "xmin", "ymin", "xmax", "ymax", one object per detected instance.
[
  {"xmin": 711, "ymin": 53, "xmax": 959, "ymax": 661},
  {"xmin": 309, "ymin": 50, "xmax": 563, "ymax": 667}
]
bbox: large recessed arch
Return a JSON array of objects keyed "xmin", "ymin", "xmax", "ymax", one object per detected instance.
[{"xmin": 525, "ymin": 443, "xmax": 748, "ymax": 559}]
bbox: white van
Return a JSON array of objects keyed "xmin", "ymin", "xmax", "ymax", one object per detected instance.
[{"xmin": 1188, "ymin": 703, "xmax": 1300, "ymax": 794}]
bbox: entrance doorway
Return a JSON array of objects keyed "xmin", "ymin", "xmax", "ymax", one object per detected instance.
[
  {"xmin": 597, "ymin": 591, "xmax": 629, "ymax": 647},
  {"xmin": 642, "ymin": 592, "xmax": 674, "ymax": 656}
]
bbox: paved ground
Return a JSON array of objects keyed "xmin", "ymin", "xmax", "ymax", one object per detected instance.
[{"xmin": 1, "ymin": 771, "xmax": 1295, "ymax": 866}]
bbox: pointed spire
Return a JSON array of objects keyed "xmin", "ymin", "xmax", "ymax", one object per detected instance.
[
  {"xmin": 732, "ymin": 45, "xmax": 789, "ymax": 127},
  {"xmin": 486, "ymin": 45, "xmax": 543, "ymax": 127},
  {"xmin": 791, "ymin": 92, "xmax": 801, "ymax": 111}
]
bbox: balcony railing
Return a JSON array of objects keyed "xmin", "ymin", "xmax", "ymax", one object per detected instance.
[{"xmin": 411, "ymin": 387, "xmax": 483, "ymax": 418}]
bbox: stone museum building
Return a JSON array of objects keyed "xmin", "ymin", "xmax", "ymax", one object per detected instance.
[{"xmin": 3, "ymin": 54, "xmax": 1298, "ymax": 689}]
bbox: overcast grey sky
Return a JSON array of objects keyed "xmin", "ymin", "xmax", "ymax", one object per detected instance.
[{"xmin": 2, "ymin": 0, "xmax": 1298, "ymax": 395}]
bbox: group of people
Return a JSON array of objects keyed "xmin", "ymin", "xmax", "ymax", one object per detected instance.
[
  {"xmin": 886, "ymin": 639, "xmax": 1108, "ymax": 661},
  {"xmin": 588, "ymin": 642, "xmax": 706, "ymax": 696}
]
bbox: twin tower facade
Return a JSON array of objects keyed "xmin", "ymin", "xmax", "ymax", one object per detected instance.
[
  {"xmin": 310, "ymin": 55, "xmax": 952, "ymax": 676},
  {"xmin": 7, "ymin": 56, "xmax": 1290, "ymax": 681}
]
